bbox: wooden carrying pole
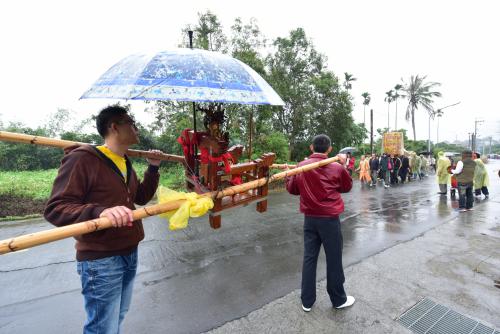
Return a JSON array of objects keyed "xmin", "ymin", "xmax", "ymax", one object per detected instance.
[
  {"xmin": 270, "ymin": 163, "xmax": 297, "ymax": 169},
  {"xmin": 0, "ymin": 156, "xmax": 340, "ymax": 255},
  {"xmin": 0, "ymin": 131, "xmax": 186, "ymax": 164},
  {"xmin": 0, "ymin": 130, "xmax": 292, "ymax": 169}
]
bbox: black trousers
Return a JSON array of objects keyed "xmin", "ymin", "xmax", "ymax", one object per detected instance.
[
  {"xmin": 475, "ymin": 187, "xmax": 489, "ymax": 196},
  {"xmin": 301, "ymin": 215, "xmax": 347, "ymax": 308},
  {"xmin": 399, "ymin": 168, "xmax": 408, "ymax": 183},
  {"xmin": 391, "ymin": 168, "xmax": 399, "ymax": 184}
]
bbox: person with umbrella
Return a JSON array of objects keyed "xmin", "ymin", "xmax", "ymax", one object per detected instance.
[
  {"xmin": 44, "ymin": 105, "xmax": 162, "ymax": 334},
  {"xmin": 346, "ymin": 152, "xmax": 356, "ymax": 176}
]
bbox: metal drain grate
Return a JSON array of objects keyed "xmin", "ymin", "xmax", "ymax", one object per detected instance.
[{"xmin": 397, "ymin": 298, "xmax": 498, "ymax": 334}]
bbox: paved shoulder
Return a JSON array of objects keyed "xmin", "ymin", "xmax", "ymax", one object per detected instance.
[{"xmin": 206, "ymin": 198, "xmax": 500, "ymax": 333}]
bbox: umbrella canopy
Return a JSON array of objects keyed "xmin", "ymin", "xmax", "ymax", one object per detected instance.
[
  {"xmin": 339, "ymin": 147, "xmax": 356, "ymax": 154},
  {"xmin": 81, "ymin": 48, "xmax": 284, "ymax": 106}
]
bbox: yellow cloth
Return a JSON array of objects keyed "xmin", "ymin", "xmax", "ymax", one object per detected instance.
[
  {"xmin": 359, "ymin": 160, "xmax": 371, "ymax": 182},
  {"xmin": 157, "ymin": 186, "xmax": 214, "ymax": 230},
  {"xmin": 97, "ymin": 145, "xmax": 127, "ymax": 180},
  {"xmin": 436, "ymin": 151, "xmax": 451, "ymax": 184}
]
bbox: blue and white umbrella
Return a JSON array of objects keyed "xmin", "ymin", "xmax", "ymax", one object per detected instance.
[{"xmin": 81, "ymin": 48, "xmax": 284, "ymax": 106}]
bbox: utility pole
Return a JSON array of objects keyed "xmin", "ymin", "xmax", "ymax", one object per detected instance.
[
  {"xmin": 468, "ymin": 133, "xmax": 472, "ymax": 149},
  {"xmin": 427, "ymin": 112, "xmax": 432, "ymax": 153},
  {"xmin": 435, "ymin": 110, "xmax": 444, "ymax": 145},
  {"xmin": 433, "ymin": 102, "xmax": 459, "ymax": 148},
  {"xmin": 473, "ymin": 118, "xmax": 484, "ymax": 152},
  {"xmin": 387, "ymin": 104, "xmax": 390, "ymax": 132},
  {"xmin": 489, "ymin": 137, "xmax": 492, "ymax": 155},
  {"xmin": 370, "ymin": 109, "xmax": 374, "ymax": 155}
]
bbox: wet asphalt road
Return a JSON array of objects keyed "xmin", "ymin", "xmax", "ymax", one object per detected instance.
[{"xmin": 1, "ymin": 161, "xmax": 498, "ymax": 333}]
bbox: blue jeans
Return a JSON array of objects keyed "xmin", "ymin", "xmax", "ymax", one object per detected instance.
[
  {"xmin": 458, "ymin": 182, "xmax": 474, "ymax": 209},
  {"xmin": 301, "ymin": 216, "xmax": 347, "ymax": 308},
  {"xmin": 77, "ymin": 249, "xmax": 138, "ymax": 334}
]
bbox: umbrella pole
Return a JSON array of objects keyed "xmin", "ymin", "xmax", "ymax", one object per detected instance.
[
  {"xmin": 187, "ymin": 30, "xmax": 199, "ymax": 176},
  {"xmin": 193, "ymin": 102, "xmax": 199, "ymax": 176},
  {"xmin": 248, "ymin": 107, "xmax": 253, "ymax": 160}
]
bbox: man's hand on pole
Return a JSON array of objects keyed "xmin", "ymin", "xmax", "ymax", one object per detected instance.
[
  {"xmin": 336, "ymin": 153, "xmax": 347, "ymax": 166},
  {"xmin": 100, "ymin": 206, "xmax": 134, "ymax": 227},
  {"xmin": 146, "ymin": 149, "xmax": 163, "ymax": 166}
]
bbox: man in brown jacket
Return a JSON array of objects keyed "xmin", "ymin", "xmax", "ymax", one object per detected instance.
[{"xmin": 44, "ymin": 105, "xmax": 161, "ymax": 334}]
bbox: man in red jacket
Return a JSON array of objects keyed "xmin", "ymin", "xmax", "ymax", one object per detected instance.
[
  {"xmin": 286, "ymin": 134, "xmax": 355, "ymax": 312},
  {"xmin": 45, "ymin": 105, "xmax": 161, "ymax": 334}
]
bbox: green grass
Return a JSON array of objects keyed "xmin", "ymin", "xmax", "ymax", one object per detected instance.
[
  {"xmin": 0, "ymin": 163, "xmax": 186, "ymax": 201},
  {"xmin": 0, "ymin": 169, "xmax": 58, "ymax": 200}
]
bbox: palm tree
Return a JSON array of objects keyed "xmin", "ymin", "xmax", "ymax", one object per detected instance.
[
  {"xmin": 393, "ymin": 84, "xmax": 404, "ymax": 130},
  {"xmin": 403, "ymin": 75, "xmax": 442, "ymax": 140},
  {"xmin": 361, "ymin": 92, "xmax": 371, "ymax": 125},
  {"xmin": 344, "ymin": 72, "xmax": 356, "ymax": 91},
  {"xmin": 384, "ymin": 90, "xmax": 394, "ymax": 132}
]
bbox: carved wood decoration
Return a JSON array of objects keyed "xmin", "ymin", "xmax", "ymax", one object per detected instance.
[{"xmin": 178, "ymin": 103, "xmax": 275, "ymax": 229}]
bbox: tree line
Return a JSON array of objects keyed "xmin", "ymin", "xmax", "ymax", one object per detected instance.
[
  {"xmin": 2, "ymin": 11, "xmax": 485, "ymax": 171},
  {"xmin": 1, "ymin": 11, "xmax": 366, "ymax": 170}
]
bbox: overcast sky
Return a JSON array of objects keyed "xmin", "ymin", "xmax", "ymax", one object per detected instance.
[{"xmin": 1, "ymin": 0, "xmax": 499, "ymax": 145}]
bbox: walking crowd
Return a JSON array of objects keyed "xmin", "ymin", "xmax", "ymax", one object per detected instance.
[
  {"xmin": 436, "ymin": 150, "xmax": 490, "ymax": 212},
  {"xmin": 353, "ymin": 149, "xmax": 490, "ymax": 212},
  {"xmin": 354, "ymin": 152, "xmax": 434, "ymax": 189}
]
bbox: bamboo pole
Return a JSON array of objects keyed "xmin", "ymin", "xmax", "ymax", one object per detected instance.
[
  {"xmin": 0, "ymin": 131, "xmax": 186, "ymax": 164},
  {"xmin": 0, "ymin": 130, "xmax": 292, "ymax": 169},
  {"xmin": 0, "ymin": 156, "xmax": 340, "ymax": 255},
  {"xmin": 270, "ymin": 163, "xmax": 297, "ymax": 169}
]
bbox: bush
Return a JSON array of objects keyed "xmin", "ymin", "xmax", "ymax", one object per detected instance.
[
  {"xmin": 0, "ymin": 126, "xmax": 63, "ymax": 171},
  {"xmin": 253, "ymin": 132, "xmax": 290, "ymax": 162}
]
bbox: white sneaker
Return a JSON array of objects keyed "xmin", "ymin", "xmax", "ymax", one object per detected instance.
[
  {"xmin": 302, "ymin": 304, "xmax": 312, "ymax": 312},
  {"xmin": 335, "ymin": 296, "xmax": 355, "ymax": 309},
  {"xmin": 384, "ymin": 184, "xmax": 390, "ymax": 188}
]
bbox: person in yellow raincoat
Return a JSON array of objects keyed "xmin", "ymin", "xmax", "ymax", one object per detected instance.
[
  {"xmin": 356, "ymin": 155, "xmax": 371, "ymax": 186},
  {"xmin": 436, "ymin": 151, "xmax": 451, "ymax": 194},
  {"xmin": 473, "ymin": 158, "xmax": 489, "ymax": 198}
]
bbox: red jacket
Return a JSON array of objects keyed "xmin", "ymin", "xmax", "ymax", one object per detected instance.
[
  {"xmin": 347, "ymin": 157, "xmax": 356, "ymax": 170},
  {"xmin": 286, "ymin": 153, "xmax": 352, "ymax": 217}
]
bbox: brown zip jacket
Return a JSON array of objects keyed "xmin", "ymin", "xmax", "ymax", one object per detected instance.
[{"xmin": 44, "ymin": 145, "xmax": 159, "ymax": 261}]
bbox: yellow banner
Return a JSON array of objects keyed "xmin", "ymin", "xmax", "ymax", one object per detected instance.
[{"xmin": 383, "ymin": 132, "xmax": 404, "ymax": 155}]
